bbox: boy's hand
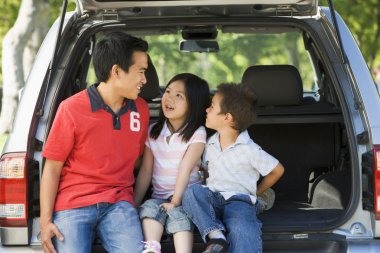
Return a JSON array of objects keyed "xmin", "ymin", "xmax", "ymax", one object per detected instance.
[
  {"xmin": 257, "ymin": 163, "xmax": 284, "ymax": 196},
  {"xmin": 40, "ymin": 221, "xmax": 64, "ymax": 253}
]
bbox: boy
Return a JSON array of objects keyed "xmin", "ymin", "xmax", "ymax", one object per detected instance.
[
  {"xmin": 183, "ymin": 83, "xmax": 284, "ymax": 253},
  {"xmin": 40, "ymin": 32, "xmax": 149, "ymax": 253}
]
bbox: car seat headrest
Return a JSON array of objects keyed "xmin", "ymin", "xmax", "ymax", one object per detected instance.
[
  {"xmin": 241, "ymin": 65, "xmax": 303, "ymax": 106},
  {"xmin": 139, "ymin": 55, "xmax": 161, "ymax": 101}
]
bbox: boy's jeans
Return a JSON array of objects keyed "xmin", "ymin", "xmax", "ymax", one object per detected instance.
[
  {"xmin": 183, "ymin": 184, "xmax": 262, "ymax": 253},
  {"xmin": 52, "ymin": 201, "xmax": 143, "ymax": 253}
]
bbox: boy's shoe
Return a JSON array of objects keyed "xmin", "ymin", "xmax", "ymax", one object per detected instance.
[
  {"xmin": 203, "ymin": 238, "xmax": 229, "ymax": 253},
  {"xmin": 257, "ymin": 187, "xmax": 275, "ymax": 213},
  {"xmin": 142, "ymin": 240, "xmax": 161, "ymax": 253}
]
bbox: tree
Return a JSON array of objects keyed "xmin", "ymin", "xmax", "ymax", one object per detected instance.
[
  {"xmin": 0, "ymin": 0, "xmax": 379, "ymax": 134},
  {"xmin": 0, "ymin": 0, "xmax": 20, "ymax": 84},
  {"xmin": 323, "ymin": 0, "xmax": 380, "ymax": 69},
  {"xmin": 0, "ymin": 0, "xmax": 49, "ymax": 134}
]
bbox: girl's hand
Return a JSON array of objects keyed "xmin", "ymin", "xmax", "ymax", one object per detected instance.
[{"xmin": 160, "ymin": 202, "xmax": 178, "ymax": 212}]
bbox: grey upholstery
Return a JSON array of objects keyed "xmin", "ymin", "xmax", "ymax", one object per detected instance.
[
  {"xmin": 139, "ymin": 55, "xmax": 161, "ymax": 101},
  {"xmin": 310, "ymin": 170, "xmax": 350, "ymax": 209},
  {"xmin": 242, "ymin": 65, "xmax": 342, "ymax": 203},
  {"xmin": 241, "ymin": 65, "xmax": 303, "ymax": 106}
]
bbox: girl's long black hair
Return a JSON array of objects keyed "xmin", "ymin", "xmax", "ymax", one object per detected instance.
[{"xmin": 150, "ymin": 73, "xmax": 210, "ymax": 142}]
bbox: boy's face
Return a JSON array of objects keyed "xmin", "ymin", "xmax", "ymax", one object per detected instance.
[
  {"xmin": 205, "ymin": 92, "xmax": 226, "ymax": 131},
  {"xmin": 114, "ymin": 51, "xmax": 148, "ymax": 100}
]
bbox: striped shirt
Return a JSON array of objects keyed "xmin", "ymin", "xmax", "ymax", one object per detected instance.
[
  {"xmin": 146, "ymin": 122, "xmax": 206, "ymax": 199},
  {"xmin": 203, "ymin": 130, "xmax": 279, "ymax": 204}
]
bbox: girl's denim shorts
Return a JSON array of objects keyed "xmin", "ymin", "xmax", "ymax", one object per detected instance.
[{"xmin": 139, "ymin": 198, "xmax": 194, "ymax": 234}]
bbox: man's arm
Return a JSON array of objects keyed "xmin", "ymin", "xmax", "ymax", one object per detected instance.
[
  {"xmin": 257, "ymin": 163, "xmax": 284, "ymax": 196},
  {"xmin": 134, "ymin": 146, "xmax": 154, "ymax": 206},
  {"xmin": 40, "ymin": 159, "xmax": 65, "ymax": 253}
]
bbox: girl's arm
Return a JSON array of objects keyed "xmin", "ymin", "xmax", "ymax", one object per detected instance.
[
  {"xmin": 161, "ymin": 142, "xmax": 205, "ymax": 210},
  {"xmin": 134, "ymin": 146, "xmax": 154, "ymax": 206}
]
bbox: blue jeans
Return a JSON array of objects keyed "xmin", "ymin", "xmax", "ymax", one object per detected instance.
[
  {"xmin": 139, "ymin": 198, "xmax": 193, "ymax": 234},
  {"xmin": 52, "ymin": 201, "xmax": 143, "ymax": 253},
  {"xmin": 183, "ymin": 184, "xmax": 262, "ymax": 253}
]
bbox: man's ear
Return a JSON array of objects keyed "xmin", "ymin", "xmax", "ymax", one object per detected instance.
[{"xmin": 111, "ymin": 64, "xmax": 119, "ymax": 77}]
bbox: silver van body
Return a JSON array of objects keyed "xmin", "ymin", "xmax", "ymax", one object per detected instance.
[{"xmin": 1, "ymin": 1, "xmax": 380, "ymax": 252}]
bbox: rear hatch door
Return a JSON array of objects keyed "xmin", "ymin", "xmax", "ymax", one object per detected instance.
[{"xmin": 75, "ymin": 0, "xmax": 319, "ymax": 18}]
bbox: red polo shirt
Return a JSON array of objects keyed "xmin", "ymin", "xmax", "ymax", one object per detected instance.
[{"xmin": 42, "ymin": 85, "xmax": 149, "ymax": 212}]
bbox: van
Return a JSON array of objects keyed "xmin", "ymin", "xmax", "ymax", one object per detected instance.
[{"xmin": 1, "ymin": 0, "xmax": 380, "ymax": 252}]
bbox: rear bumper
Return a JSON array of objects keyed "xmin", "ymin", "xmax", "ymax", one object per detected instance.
[
  {"xmin": 0, "ymin": 245, "xmax": 42, "ymax": 253},
  {"xmin": 347, "ymin": 240, "xmax": 380, "ymax": 253},
  {"xmin": 2, "ymin": 238, "xmax": 380, "ymax": 253},
  {"xmin": 0, "ymin": 227, "xmax": 28, "ymax": 245}
]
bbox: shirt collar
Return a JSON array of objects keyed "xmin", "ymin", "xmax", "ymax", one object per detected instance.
[
  {"xmin": 162, "ymin": 120, "xmax": 185, "ymax": 137},
  {"xmin": 162, "ymin": 121, "xmax": 172, "ymax": 137},
  {"xmin": 87, "ymin": 83, "xmax": 137, "ymax": 113},
  {"xmin": 208, "ymin": 129, "xmax": 251, "ymax": 147}
]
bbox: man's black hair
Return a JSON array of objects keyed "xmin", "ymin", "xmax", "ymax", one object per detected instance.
[{"xmin": 93, "ymin": 32, "xmax": 148, "ymax": 82}]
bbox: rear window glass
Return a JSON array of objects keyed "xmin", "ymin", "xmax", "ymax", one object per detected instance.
[{"xmin": 86, "ymin": 30, "xmax": 315, "ymax": 92}]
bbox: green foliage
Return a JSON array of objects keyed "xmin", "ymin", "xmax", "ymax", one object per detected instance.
[
  {"xmin": 1, "ymin": 1, "xmax": 380, "ymax": 87},
  {"xmin": 145, "ymin": 32, "xmax": 314, "ymax": 90},
  {"xmin": 0, "ymin": 0, "xmax": 20, "ymax": 85},
  {"xmin": 49, "ymin": 0, "xmax": 77, "ymax": 24},
  {"xmin": 320, "ymin": 0, "xmax": 380, "ymax": 68},
  {"xmin": 0, "ymin": 0, "xmax": 76, "ymax": 86}
]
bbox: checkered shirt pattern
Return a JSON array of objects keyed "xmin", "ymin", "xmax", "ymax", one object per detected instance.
[{"xmin": 203, "ymin": 130, "xmax": 279, "ymax": 204}]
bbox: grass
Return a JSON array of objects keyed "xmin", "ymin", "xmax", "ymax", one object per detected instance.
[{"xmin": 0, "ymin": 133, "xmax": 8, "ymax": 152}]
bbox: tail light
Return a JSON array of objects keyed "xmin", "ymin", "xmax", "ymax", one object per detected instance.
[
  {"xmin": 0, "ymin": 152, "xmax": 28, "ymax": 227},
  {"xmin": 374, "ymin": 145, "xmax": 380, "ymax": 219}
]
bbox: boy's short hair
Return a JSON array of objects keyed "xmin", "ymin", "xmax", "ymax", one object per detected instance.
[
  {"xmin": 93, "ymin": 31, "xmax": 148, "ymax": 82},
  {"xmin": 217, "ymin": 83, "xmax": 257, "ymax": 131}
]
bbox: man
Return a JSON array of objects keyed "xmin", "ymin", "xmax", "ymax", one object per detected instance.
[{"xmin": 40, "ymin": 32, "xmax": 149, "ymax": 253}]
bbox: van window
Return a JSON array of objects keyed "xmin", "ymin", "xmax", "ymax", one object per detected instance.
[{"xmin": 86, "ymin": 30, "xmax": 315, "ymax": 91}]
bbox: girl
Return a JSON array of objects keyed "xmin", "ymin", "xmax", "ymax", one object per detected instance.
[{"xmin": 134, "ymin": 73, "xmax": 211, "ymax": 253}]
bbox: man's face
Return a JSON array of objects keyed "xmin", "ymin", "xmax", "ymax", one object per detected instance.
[
  {"xmin": 115, "ymin": 51, "xmax": 148, "ymax": 100},
  {"xmin": 205, "ymin": 92, "xmax": 226, "ymax": 130}
]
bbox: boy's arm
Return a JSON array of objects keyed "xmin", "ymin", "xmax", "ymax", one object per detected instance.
[
  {"xmin": 161, "ymin": 142, "xmax": 205, "ymax": 211},
  {"xmin": 134, "ymin": 146, "xmax": 154, "ymax": 206},
  {"xmin": 257, "ymin": 162, "xmax": 284, "ymax": 196},
  {"xmin": 40, "ymin": 159, "xmax": 64, "ymax": 253}
]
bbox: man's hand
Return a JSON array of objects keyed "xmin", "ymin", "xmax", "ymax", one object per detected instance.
[{"xmin": 40, "ymin": 221, "xmax": 64, "ymax": 253}]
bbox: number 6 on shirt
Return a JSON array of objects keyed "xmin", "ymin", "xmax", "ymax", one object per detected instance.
[{"xmin": 130, "ymin": 111, "xmax": 141, "ymax": 131}]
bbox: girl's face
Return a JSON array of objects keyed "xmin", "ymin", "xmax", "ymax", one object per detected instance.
[{"xmin": 162, "ymin": 80, "xmax": 189, "ymax": 127}]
